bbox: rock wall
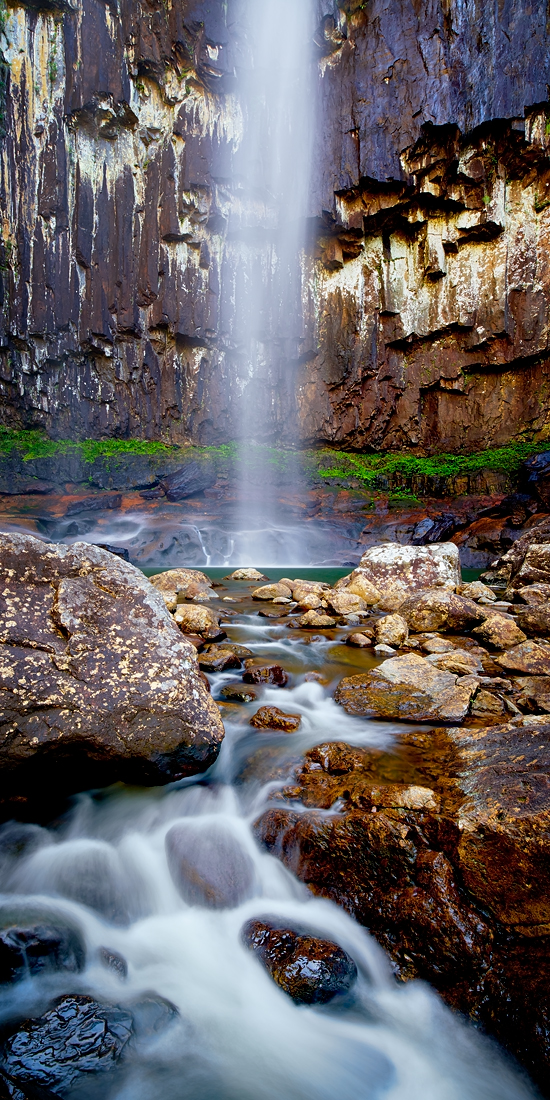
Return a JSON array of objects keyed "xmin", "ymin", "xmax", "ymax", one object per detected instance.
[{"xmin": 0, "ymin": 0, "xmax": 549, "ymax": 451}]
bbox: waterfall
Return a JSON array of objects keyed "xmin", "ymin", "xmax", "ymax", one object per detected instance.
[{"xmin": 228, "ymin": 0, "xmax": 316, "ymax": 562}]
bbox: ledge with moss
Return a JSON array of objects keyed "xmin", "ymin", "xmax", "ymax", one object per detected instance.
[{"xmin": 0, "ymin": 428, "xmax": 546, "ymax": 498}]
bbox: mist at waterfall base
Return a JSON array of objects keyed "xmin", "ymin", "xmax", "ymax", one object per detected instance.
[{"xmin": 0, "ymin": 606, "xmax": 537, "ymax": 1100}]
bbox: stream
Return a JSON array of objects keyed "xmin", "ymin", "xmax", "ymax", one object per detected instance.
[{"xmin": 0, "ymin": 570, "xmax": 536, "ymax": 1100}]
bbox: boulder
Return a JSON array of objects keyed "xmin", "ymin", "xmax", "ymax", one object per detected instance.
[
  {"xmin": 457, "ymin": 581, "xmax": 497, "ymax": 601},
  {"xmin": 497, "ymin": 641, "xmax": 550, "ymax": 674},
  {"xmin": 293, "ymin": 592, "xmax": 323, "ymax": 610},
  {"xmin": 165, "ymin": 822, "xmax": 254, "ymax": 908},
  {"xmin": 150, "ymin": 568, "xmax": 217, "ymax": 604},
  {"xmin": 0, "ymin": 995, "xmax": 133, "ymax": 1098},
  {"xmin": 241, "ymin": 919, "xmax": 357, "ymax": 1004},
  {"xmin": 514, "ymin": 583, "xmax": 550, "ymax": 605},
  {"xmin": 250, "ymin": 707, "xmax": 301, "ymax": 733},
  {"xmin": 242, "ymin": 665, "xmax": 289, "ymax": 687},
  {"xmin": 327, "ymin": 591, "xmax": 366, "ymax": 616},
  {"xmin": 334, "ymin": 653, "xmax": 477, "ymax": 722},
  {"xmin": 251, "ymin": 583, "xmax": 293, "ymax": 600},
  {"xmin": 346, "ymin": 633, "xmax": 372, "ymax": 647},
  {"xmin": 472, "ymin": 614, "xmax": 527, "ymax": 650},
  {"xmin": 159, "ymin": 461, "xmax": 216, "ymax": 500},
  {"xmin": 420, "ymin": 636, "xmax": 455, "ymax": 653},
  {"xmin": 374, "ymin": 613, "xmax": 408, "ymax": 648},
  {"xmin": 199, "ymin": 648, "xmax": 242, "ymax": 672},
  {"xmin": 399, "ymin": 589, "xmax": 484, "ymax": 633},
  {"xmin": 0, "ymin": 533, "xmax": 224, "ymax": 818},
  {"xmin": 427, "ymin": 649, "xmax": 484, "ymax": 676},
  {"xmin": 346, "ymin": 543, "xmax": 460, "ymax": 611},
  {"xmin": 335, "ymin": 572, "xmax": 382, "ymax": 605},
  {"xmin": 173, "ymin": 604, "xmax": 225, "ymax": 640},
  {"xmin": 294, "ymin": 610, "xmax": 337, "ymax": 628},
  {"xmin": 515, "ymin": 605, "xmax": 550, "ymax": 636}
]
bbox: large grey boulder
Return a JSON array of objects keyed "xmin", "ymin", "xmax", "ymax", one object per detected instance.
[
  {"xmin": 0, "ymin": 533, "xmax": 224, "ymax": 819},
  {"xmin": 338, "ymin": 543, "xmax": 460, "ymax": 611}
]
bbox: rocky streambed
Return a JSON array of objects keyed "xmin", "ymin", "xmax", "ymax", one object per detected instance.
[{"xmin": 0, "ymin": 531, "xmax": 549, "ymax": 1098}]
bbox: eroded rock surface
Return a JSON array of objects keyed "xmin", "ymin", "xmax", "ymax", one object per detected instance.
[
  {"xmin": 334, "ymin": 652, "xmax": 477, "ymax": 722},
  {"xmin": 0, "ymin": 532, "xmax": 224, "ymax": 819},
  {"xmin": 241, "ymin": 918, "xmax": 357, "ymax": 1005}
]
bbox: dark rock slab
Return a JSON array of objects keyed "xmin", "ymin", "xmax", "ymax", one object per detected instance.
[
  {"xmin": 0, "ymin": 924, "xmax": 85, "ymax": 985},
  {"xmin": 241, "ymin": 918, "xmax": 357, "ymax": 1004},
  {"xmin": 159, "ymin": 463, "xmax": 217, "ymax": 501}
]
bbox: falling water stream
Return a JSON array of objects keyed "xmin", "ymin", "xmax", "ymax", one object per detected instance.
[{"xmin": 0, "ymin": 575, "xmax": 537, "ymax": 1099}]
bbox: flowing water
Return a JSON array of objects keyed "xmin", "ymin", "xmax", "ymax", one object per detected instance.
[{"xmin": 0, "ymin": 574, "xmax": 536, "ymax": 1099}]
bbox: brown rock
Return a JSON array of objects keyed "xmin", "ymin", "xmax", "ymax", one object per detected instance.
[
  {"xmin": 399, "ymin": 589, "xmax": 484, "ymax": 633},
  {"xmin": 150, "ymin": 569, "xmax": 216, "ymax": 602},
  {"xmin": 346, "ymin": 633, "xmax": 372, "ymax": 648},
  {"xmin": 513, "ymin": 677, "xmax": 550, "ymax": 713},
  {"xmin": 224, "ymin": 569, "xmax": 268, "ymax": 581},
  {"xmin": 219, "ymin": 683, "xmax": 259, "ymax": 703},
  {"xmin": 242, "ymin": 665, "xmax": 289, "ymax": 687},
  {"xmin": 199, "ymin": 648, "xmax": 242, "ymax": 672},
  {"xmin": 472, "ymin": 613, "xmax": 527, "ymax": 650},
  {"xmin": 457, "ymin": 581, "xmax": 497, "ymax": 601},
  {"xmin": 420, "ymin": 637, "xmax": 455, "ymax": 653},
  {"xmin": 334, "ymin": 653, "xmax": 477, "ymax": 722},
  {"xmin": 497, "ymin": 641, "xmax": 550, "ymax": 675},
  {"xmin": 335, "ymin": 573, "xmax": 382, "ymax": 605},
  {"xmin": 515, "ymin": 605, "xmax": 550, "ymax": 637},
  {"xmin": 241, "ymin": 919, "xmax": 357, "ymax": 1004},
  {"xmin": 514, "ymin": 583, "xmax": 550, "ymax": 604},
  {"xmin": 427, "ymin": 649, "xmax": 484, "ymax": 676},
  {"xmin": 0, "ymin": 533, "xmax": 224, "ymax": 817},
  {"xmin": 173, "ymin": 604, "xmax": 225, "ymax": 641},
  {"xmin": 294, "ymin": 610, "xmax": 337, "ymax": 628},
  {"xmin": 470, "ymin": 689, "xmax": 507, "ymax": 718},
  {"xmin": 166, "ymin": 822, "xmax": 254, "ymax": 909},
  {"xmin": 250, "ymin": 707, "xmax": 301, "ymax": 733},
  {"xmin": 374, "ymin": 613, "xmax": 409, "ymax": 647},
  {"xmin": 327, "ymin": 591, "xmax": 366, "ymax": 616},
  {"xmin": 251, "ymin": 584, "xmax": 293, "ymax": 600},
  {"xmin": 293, "ymin": 592, "xmax": 323, "ymax": 610}
]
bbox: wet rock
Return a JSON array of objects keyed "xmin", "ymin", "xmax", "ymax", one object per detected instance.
[
  {"xmin": 173, "ymin": 604, "xmax": 225, "ymax": 641},
  {"xmin": 98, "ymin": 948, "xmax": 128, "ymax": 980},
  {"xmin": 159, "ymin": 463, "xmax": 217, "ymax": 501},
  {"xmin": 334, "ymin": 653, "xmax": 477, "ymax": 722},
  {"xmin": 219, "ymin": 683, "xmax": 259, "ymax": 703},
  {"xmin": 250, "ymin": 707, "xmax": 301, "ymax": 733},
  {"xmin": 399, "ymin": 589, "xmax": 484, "ymax": 633},
  {"xmin": 327, "ymin": 591, "xmax": 366, "ymax": 616},
  {"xmin": 497, "ymin": 641, "xmax": 550, "ymax": 674},
  {"xmin": 165, "ymin": 822, "xmax": 254, "ymax": 909},
  {"xmin": 0, "ymin": 923, "xmax": 85, "ymax": 985},
  {"xmin": 373, "ymin": 643, "xmax": 396, "ymax": 656},
  {"xmin": 242, "ymin": 665, "xmax": 289, "ymax": 687},
  {"xmin": 295, "ymin": 610, "xmax": 337, "ymax": 628},
  {"xmin": 515, "ymin": 605, "xmax": 550, "ymax": 636},
  {"xmin": 241, "ymin": 919, "xmax": 357, "ymax": 1004},
  {"xmin": 224, "ymin": 569, "xmax": 268, "ymax": 581},
  {"xmin": 472, "ymin": 613, "xmax": 527, "ymax": 650},
  {"xmin": 374, "ymin": 613, "xmax": 408, "ymax": 648},
  {"xmin": 150, "ymin": 568, "xmax": 217, "ymax": 604},
  {"xmin": 199, "ymin": 648, "xmax": 242, "ymax": 672},
  {"xmin": 348, "ymin": 544, "xmax": 460, "ymax": 612},
  {"xmin": 0, "ymin": 533, "xmax": 224, "ymax": 817},
  {"xmin": 346, "ymin": 633, "xmax": 372, "ymax": 648},
  {"xmin": 470, "ymin": 689, "xmax": 507, "ymax": 719},
  {"xmin": 251, "ymin": 583, "xmax": 293, "ymax": 600},
  {"xmin": 0, "ymin": 995, "xmax": 133, "ymax": 1098},
  {"xmin": 205, "ymin": 643, "xmax": 253, "ymax": 659}
]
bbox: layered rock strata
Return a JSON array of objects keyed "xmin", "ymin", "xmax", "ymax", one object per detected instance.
[{"xmin": 0, "ymin": 1, "xmax": 549, "ymax": 450}]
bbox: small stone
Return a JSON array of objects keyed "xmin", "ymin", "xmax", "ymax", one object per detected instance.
[
  {"xmin": 328, "ymin": 591, "xmax": 367, "ymax": 616},
  {"xmin": 173, "ymin": 604, "xmax": 225, "ymax": 641},
  {"xmin": 220, "ymin": 683, "xmax": 259, "ymax": 702},
  {"xmin": 296, "ymin": 610, "xmax": 337, "ymax": 628},
  {"xmin": 458, "ymin": 581, "xmax": 497, "ymax": 601},
  {"xmin": 224, "ymin": 568, "xmax": 268, "ymax": 581},
  {"xmin": 242, "ymin": 665, "xmax": 289, "ymax": 686},
  {"xmin": 347, "ymin": 633, "xmax": 372, "ymax": 647},
  {"xmin": 304, "ymin": 671, "xmax": 329, "ymax": 684},
  {"xmin": 473, "ymin": 614, "xmax": 527, "ymax": 650},
  {"xmin": 250, "ymin": 707, "xmax": 301, "ymax": 732},
  {"xmin": 420, "ymin": 637, "xmax": 455, "ymax": 654},
  {"xmin": 98, "ymin": 948, "xmax": 128, "ymax": 980},
  {"xmin": 241, "ymin": 919, "xmax": 357, "ymax": 1004},
  {"xmin": 199, "ymin": 648, "xmax": 242, "ymax": 672},
  {"xmin": 251, "ymin": 583, "xmax": 293, "ymax": 600},
  {"xmin": 426, "ymin": 649, "xmax": 483, "ymax": 675},
  {"xmin": 373, "ymin": 643, "xmax": 396, "ymax": 656},
  {"xmin": 471, "ymin": 690, "xmax": 507, "ymax": 718}
]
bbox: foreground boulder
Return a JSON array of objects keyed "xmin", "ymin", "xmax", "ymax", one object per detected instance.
[
  {"xmin": 241, "ymin": 919, "xmax": 357, "ymax": 1004},
  {"xmin": 0, "ymin": 994, "xmax": 134, "ymax": 1098},
  {"xmin": 338, "ymin": 543, "xmax": 460, "ymax": 611},
  {"xmin": 254, "ymin": 720, "xmax": 550, "ymax": 1092},
  {"xmin": 334, "ymin": 653, "xmax": 477, "ymax": 722},
  {"xmin": 0, "ymin": 533, "xmax": 224, "ymax": 818},
  {"xmin": 165, "ymin": 822, "xmax": 255, "ymax": 908}
]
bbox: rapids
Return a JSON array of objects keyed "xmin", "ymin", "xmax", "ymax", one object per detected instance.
[{"xmin": 0, "ymin": 580, "xmax": 536, "ymax": 1100}]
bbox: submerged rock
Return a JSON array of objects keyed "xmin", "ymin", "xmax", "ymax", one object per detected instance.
[
  {"xmin": 250, "ymin": 707, "xmax": 301, "ymax": 733},
  {"xmin": 165, "ymin": 822, "xmax": 254, "ymax": 909},
  {"xmin": 334, "ymin": 653, "xmax": 477, "ymax": 722},
  {"xmin": 0, "ymin": 923, "xmax": 85, "ymax": 985},
  {"xmin": 0, "ymin": 995, "xmax": 133, "ymax": 1099},
  {"xmin": 0, "ymin": 533, "xmax": 224, "ymax": 818},
  {"xmin": 241, "ymin": 919, "xmax": 357, "ymax": 1004}
]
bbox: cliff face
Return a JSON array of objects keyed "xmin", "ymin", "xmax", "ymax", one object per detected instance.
[{"xmin": 0, "ymin": 0, "xmax": 549, "ymax": 451}]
